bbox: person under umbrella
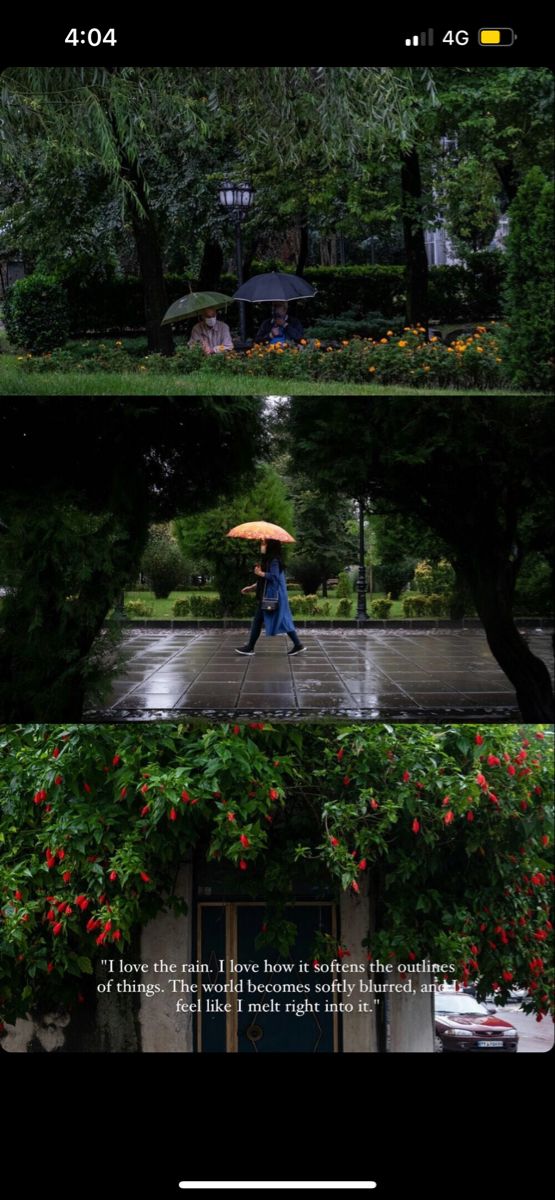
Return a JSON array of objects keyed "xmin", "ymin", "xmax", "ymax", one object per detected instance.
[
  {"xmin": 255, "ymin": 302, "xmax": 304, "ymax": 345},
  {"xmin": 235, "ymin": 538, "xmax": 305, "ymax": 656},
  {"xmin": 189, "ymin": 306, "xmax": 233, "ymax": 355}
]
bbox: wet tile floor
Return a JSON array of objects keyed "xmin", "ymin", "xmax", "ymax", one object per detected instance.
[{"xmin": 84, "ymin": 626, "xmax": 554, "ymax": 721}]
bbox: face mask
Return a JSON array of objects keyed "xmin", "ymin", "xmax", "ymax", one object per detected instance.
[{"xmin": 204, "ymin": 316, "xmax": 217, "ymax": 327}]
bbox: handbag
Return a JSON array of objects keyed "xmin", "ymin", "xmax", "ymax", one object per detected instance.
[{"xmin": 261, "ymin": 576, "xmax": 278, "ymax": 613}]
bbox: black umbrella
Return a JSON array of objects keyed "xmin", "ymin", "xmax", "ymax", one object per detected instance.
[{"xmin": 233, "ymin": 271, "xmax": 316, "ymax": 303}]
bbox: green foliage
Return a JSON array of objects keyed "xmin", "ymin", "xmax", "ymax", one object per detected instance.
[
  {"xmin": 124, "ymin": 599, "xmax": 154, "ymax": 619},
  {"xmin": 289, "ymin": 594, "xmax": 321, "ymax": 616},
  {"xmin": 0, "ymin": 723, "xmax": 552, "ymax": 1025},
  {"xmin": 335, "ymin": 571, "xmax": 353, "ymax": 599},
  {"xmin": 306, "ymin": 313, "xmax": 405, "ymax": 341},
  {"xmin": 513, "ymin": 555, "xmax": 553, "ymax": 618},
  {"xmin": 188, "ymin": 595, "xmax": 223, "ymax": 618},
  {"xmin": 502, "ymin": 167, "xmax": 555, "ymax": 391},
  {"xmin": 428, "ymin": 254, "xmax": 505, "ymax": 322},
  {"xmin": 369, "ymin": 597, "xmax": 393, "ymax": 619},
  {"xmin": 413, "ymin": 559, "xmax": 456, "ymax": 595},
  {"xmin": 3, "ymin": 274, "xmax": 69, "ymax": 352},
  {"xmin": 140, "ymin": 525, "xmax": 186, "ymax": 599},
  {"xmin": 174, "ymin": 466, "xmax": 295, "ymax": 617},
  {"xmin": 403, "ymin": 593, "xmax": 451, "ymax": 617},
  {"xmin": 336, "ymin": 598, "xmax": 353, "ymax": 617},
  {"xmin": 172, "ymin": 598, "xmax": 191, "ymax": 617}
]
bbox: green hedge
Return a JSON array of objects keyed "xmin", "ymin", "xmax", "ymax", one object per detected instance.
[
  {"xmin": 4, "ymin": 274, "xmax": 70, "ymax": 352},
  {"xmin": 124, "ymin": 599, "xmax": 154, "ymax": 619},
  {"xmin": 43, "ymin": 254, "xmax": 504, "ymax": 337},
  {"xmin": 369, "ymin": 597, "xmax": 393, "ymax": 619},
  {"xmin": 403, "ymin": 593, "xmax": 451, "ymax": 617}
]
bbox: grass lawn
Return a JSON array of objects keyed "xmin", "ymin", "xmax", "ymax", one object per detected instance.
[
  {"xmin": 0, "ymin": 355, "xmax": 536, "ymax": 397},
  {"xmin": 122, "ymin": 590, "xmax": 406, "ymax": 620}
]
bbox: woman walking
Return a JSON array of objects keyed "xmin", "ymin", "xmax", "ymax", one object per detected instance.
[{"xmin": 235, "ymin": 539, "xmax": 305, "ymax": 656}]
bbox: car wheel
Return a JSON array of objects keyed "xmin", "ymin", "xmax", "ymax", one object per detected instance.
[{"xmin": 434, "ymin": 1034, "xmax": 444, "ymax": 1053}]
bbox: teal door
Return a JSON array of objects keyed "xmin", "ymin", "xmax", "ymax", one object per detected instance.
[{"xmin": 198, "ymin": 903, "xmax": 337, "ymax": 1053}]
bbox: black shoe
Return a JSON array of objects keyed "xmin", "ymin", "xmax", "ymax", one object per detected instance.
[
  {"xmin": 288, "ymin": 644, "xmax": 306, "ymax": 655},
  {"xmin": 235, "ymin": 646, "xmax": 255, "ymax": 656}
]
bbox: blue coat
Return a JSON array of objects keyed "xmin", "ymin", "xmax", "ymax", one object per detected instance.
[{"xmin": 261, "ymin": 558, "xmax": 297, "ymax": 636}]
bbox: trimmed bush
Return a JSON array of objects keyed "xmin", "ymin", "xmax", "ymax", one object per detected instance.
[
  {"xmin": 306, "ymin": 312, "xmax": 405, "ymax": 341},
  {"xmin": 3, "ymin": 274, "xmax": 69, "ymax": 352},
  {"xmin": 172, "ymin": 598, "xmax": 191, "ymax": 617},
  {"xmin": 290, "ymin": 594, "xmax": 321, "ymax": 616},
  {"xmin": 413, "ymin": 559, "xmax": 456, "ymax": 595},
  {"xmin": 336, "ymin": 571, "xmax": 352, "ymax": 599},
  {"xmin": 403, "ymin": 593, "xmax": 450, "ymax": 617},
  {"xmin": 501, "ymin": 167, "xmax": 555, "ymax": 391},
  {"xmin": 141, "ymin": 527, "xmax": 185, "ymax": 599},
  {"xmin": 188, "ymin": 595, "xmax": 223, "ymax": 618},
  {"xmin": 369, "ymin": 597, "xmax": 393, "ymax": 619},
  {"xmin": 336, "ymin": 598, "xmax": 353, "ymax": 618},
  {"xmin": 124, "ymin": 599, "xmax": 154, "ymax": 619}
]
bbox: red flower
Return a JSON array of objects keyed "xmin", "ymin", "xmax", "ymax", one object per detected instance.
[
  {"xmin": 370, "ymin": 798, "xmax": 379, "ymax": 810},
  {"xmin": 541, "ymin": 834, "xmax": 549, "ymax": 847},
  {"xmin": 33, "ymin": 789, "xmax": 47, "ymax": 805},
  {"xmin": 351, "ymin": 881, "xmax": 360, "ymax": 893},
  {"xmin": 343, "ymin": 775, "xmax": 351, "ymax": 787},
  {"xmin": 239, "ymin": 859, "xmax": 248, "ymax": 871},
  {"xmin": 62, "ymin": 870, "xmax": 72, "ymax": 884},
  {"xmin": 47, "ymin": 962, "xmax": 54, "ymax": 973},
  {"xmin": 83, "ymin": 783, "xmax": 92, "ymax": 794},
  {"xmin": 140, "ymin": 783, "xmax": 149, "ymax": 794},
  {"xmin": 476, "ymin": 772, "xmax": 487, "ymax": 788},
  {"xmin": 337, "ymin": 748, "xmax": 344, "ymax": 762},
  {"xmin": 113, "ymin": 930, "xmax": 121, "ymax": 941},
  {"xmin": 109, "ymin": 871, "xmax": 118, "ymax": 882},
  {"xmin": 444, "ymin": 810, "xmax": 454, "ymax": 825},
  {"xmin": 120, "ymin": 787, "xmax": 128, "ymax": 799},
  {"xmin": 112, "ymin": 755, "xmax": 121, "ymax": 767},
  {"xmin": 75, "ymin": 895, "xmax": 88, "ymax": 911},
  {"xmin": 467, "ymin": 810, "xmax": 474, "ymax": 822},
  {"xmin": 239, "ymin": 834, "xmax": 250, "ymax": 848},
  {"xmin": 53, "ymin": 922, "xmax": 63, "ymax": 936},
  {"xmin": 140, "ymin": 872, "xmax": 151, "ymax": 883},
  {"xmin": 502, "ymin": 970, "xmax": 513, "ymax": 982},
  {"xmin": 330, "ymin": 836, "xmax": 340, "ymax": 847},
  {"xmin": 140, "ymin": 805, "xmax": 150, "ymax": 817},
  {"xmin": 412, "ymin": 818, "xmax": 420, "ymax": 834},
  {"xmin": 403, "ymin": 770, "xmax": 411, "ymax": 782},
  {"xmin": 96, "ymin": 932, "xmax": 106, "ymax": 945},
  {"xmin": 169, "ymin": 807, "xmax": 177, "ymax": 821},
  {"xmin": 57, "ymin": 849, "xmax": 65, "ymax": 861},
  {"xmin": 358, "ymin": 859, "xmax": 367, "ymax": 871},
  {"xmin": 52, "ymin": 747, "xmax": 60, "ymax": 759},
  {"xmin": 507, "ymin": 765, "xmax": 516, "ymax": 776},
  {"xmin": 337, "ymin": 946, "xmax": 350, "ymax": 959},
  {"xmin": 233, "ymin": 725, "xmax": 241, "ymax": 735},
  {"xmin": 86, "ymin": 918, "xmax": 101, "ymax": 933},
  {"xmin": 489, "ymin": 793, "xmax": 499, "ymax": 806},
  {"xmin": 442, "ymin": 796, "xmax": 450, "ymax": 806},
  {"xmin": 181, "ymin": 790, "xmax": 190, "ymax": 803},
  {"xmin": 534, "ymin": 930, "xmax": 548, "ymax": 941},
  {"xmin": 520, "ymin": 800, "xmax": 528, "ymax": 812},
  {"xmin": 269, "ymin": 788, "xmax": 279, "ymax": 801},
  {"xmin": 487, "ymin": 755, "xmax": 500, "ymax": 767},
  {"xmin": 475, "ymin": 734, "xmax": 483, "ymax": 745},
  {"xmin": 408, "ymin": 951, "xmax": 416, "ymax": 961},
  {"xmin": 227, "ymin": 812, "xmax": 236, "ymax": 823},
  {"xmin": 14, "ymin": 890, "xmax": 23, "ymax": 901}
]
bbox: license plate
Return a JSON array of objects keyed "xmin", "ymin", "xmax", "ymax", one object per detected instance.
[{"xmin": 477, "ymin": 1039, "xmax": 503, "ymax": 1047}]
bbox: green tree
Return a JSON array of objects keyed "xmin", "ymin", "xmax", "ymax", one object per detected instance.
[
  {"xmin": 286, "ymin": 397, "xmax": 555, "ymax": 719},
  {"xmin": 0, "ymin": 722, "xmax": 552, "ymax": 1028},
  {"xmin": 287, "ymin": 484, "xmax": 356, "ymax": 596},
  {"xmin": 0, "ymin": 398, "xmax": 265, "ymax": 719},
  {"xmin": 175, "ymin": 464, "xmax": 294, "ymax": 616}
]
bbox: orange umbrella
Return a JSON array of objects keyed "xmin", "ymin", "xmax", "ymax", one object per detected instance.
[{"xmin": 226, "ymin": 520, "xmax": 295, "ymax": 542}]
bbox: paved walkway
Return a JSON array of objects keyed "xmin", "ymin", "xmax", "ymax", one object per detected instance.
[{"xmin": 85, "ymin": 626, "xmax": 553, "ymax": 720}]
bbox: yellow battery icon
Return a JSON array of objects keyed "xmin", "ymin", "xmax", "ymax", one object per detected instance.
[{"xmin": 479, "ymin": 27, "xmax": 515, "ymax": 45}]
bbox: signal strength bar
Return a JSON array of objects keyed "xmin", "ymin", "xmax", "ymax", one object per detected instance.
[{"xmin": 405, "ymin": 29, "xmax": 434, "ymax": 46}]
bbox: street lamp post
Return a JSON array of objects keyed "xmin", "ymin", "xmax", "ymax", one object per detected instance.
[
  {"xmin": 356, "ymin": 497, "xmax": 368, "ymax": 621},
  {"xmin": 219, "ymin": 181, "xmax": 254, "ymax": 345}
]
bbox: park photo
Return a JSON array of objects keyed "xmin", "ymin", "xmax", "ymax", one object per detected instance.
[
  {"xmin": 0, "ymin": 396, "xmax": 553, "ymax": 723},
  {"xmin": 0, "ymin": 721, "xmax": 552, "ymax": 1054},
  {"xmin": 0, "ymin": 66, "xmax": 553, "ymax": 396}
]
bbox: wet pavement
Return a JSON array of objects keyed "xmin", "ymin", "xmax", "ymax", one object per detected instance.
[{"xmin": 84, "ymin": 626, "xmax": 553, "ymax": 721}]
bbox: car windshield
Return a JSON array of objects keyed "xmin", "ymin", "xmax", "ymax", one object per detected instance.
[{"xmin": 435, "ymin": 993, "xmax": 489, "ymax": 1015}]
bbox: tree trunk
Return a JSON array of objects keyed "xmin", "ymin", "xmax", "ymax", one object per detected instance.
[
  {"xmin": 130, "ymin": 202, "xmax": 174, "ymax": 355},
  {"xmin": 296, "ymin": 218, "xmax": 309, "ymax": 276},
  {"xmin": 401, "ymin": 148, "xmax": 429, "ymax": 329},
  {"xmin": 197, "ymin": 240, "xmax": 224, "ymax": 291},
  {"xmin": 322, "ymin": 577, "xmax": 328, "ymax": 598},
  {"xmin": 465, "ymin": 558, "xmax": 554, "ymax": 719}
]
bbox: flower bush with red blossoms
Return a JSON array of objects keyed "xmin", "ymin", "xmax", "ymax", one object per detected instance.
[{"xmin": 0, "ymin": 723, "xmax": 552, "ymax": 1027}]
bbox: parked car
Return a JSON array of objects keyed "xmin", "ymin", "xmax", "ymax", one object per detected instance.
[{"xmin": 434, "ymin": 991, "xmax": 519, "ymax": 1052}]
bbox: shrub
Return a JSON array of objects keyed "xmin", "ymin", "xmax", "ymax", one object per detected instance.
[
  {"xmin": 428, "ymin": 253, "xmax": 505, "ymax": 323},
  {"xmin": 188, "ymin": 595, "xmax": 222, "ymax": 618},
  {"xmin": 336, "ymin": 571, "xmax": 352, "ymax": 599},
  {"xmin": 501, "ymin": 167, "xmax": 555, "ymax": 391},
  {"xmin": 403, "ymin": 593, "xmax": 450, "ymax": 617},
  {"xmin": 3, "ymin": 274, "xmax": 69, "ymax": 352},
  {"xmin": 141, "ymin": 527, "xmax": 185, "ymax": 599},
  {"xmin": 413, "ymin": 559, "xmax": 456, "ymax": 595},
  {"xmin": 124, "ymin": 599, "xmax": 154, "ymax": 619},
  {"xmin": 290, "ymin": 594, "xmax": 321, "ymax": 616},
  {"xmin": 172, "ymin": 598, "xmax": 191, "ymax": 617},
  {"xmin": 369, "ymin": 597, "xmax": 393, "ymax": 619},
  {"xmin": 306, "ymin": 312, "xmax": 405, "ymax": 341},
  {"xmin": 319, "ymin": 600, "xmax": 331, "ymax": 617},
  {"xmin": 336, "ymin": 598, "xmax": 353, "ymax": 618}
]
